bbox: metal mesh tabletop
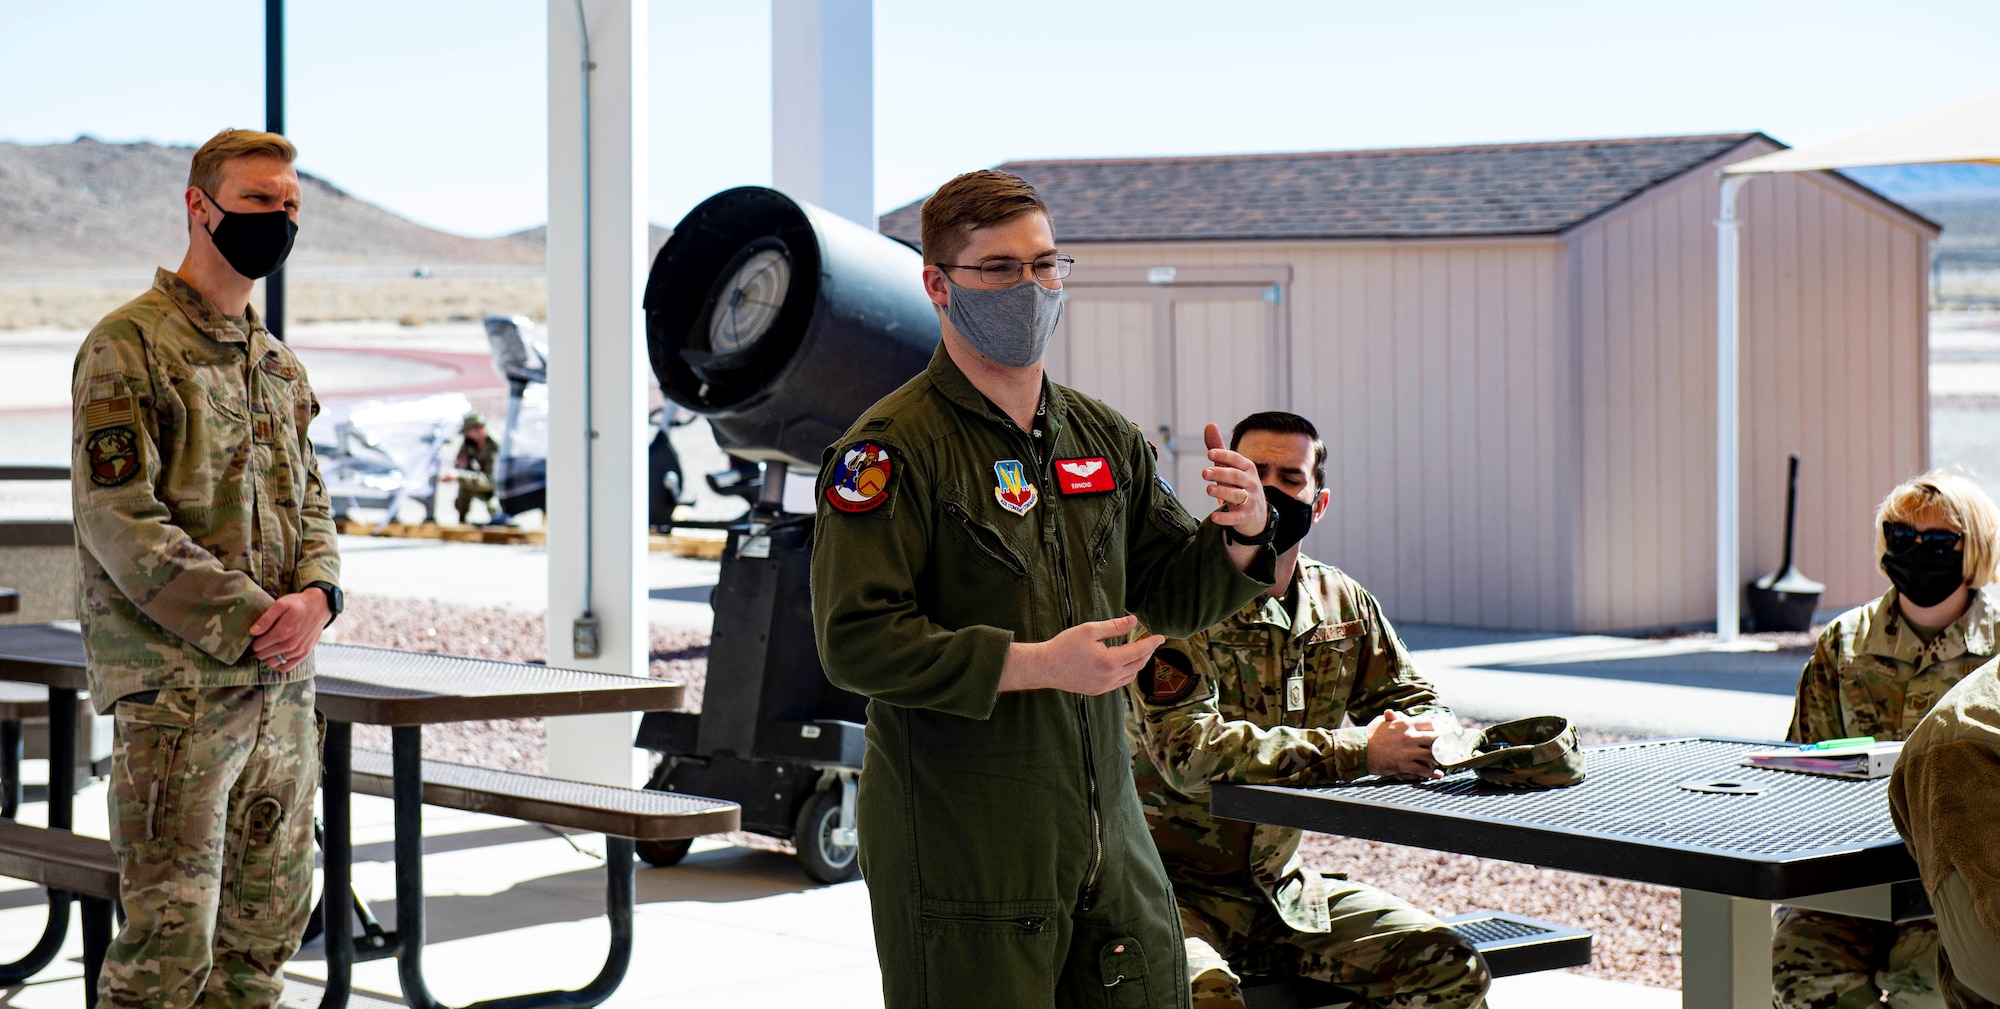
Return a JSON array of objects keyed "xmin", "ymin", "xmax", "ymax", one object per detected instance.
[
  {"xmin": 0, "ymin": 628, "xmax": 684, "ymax": 725},
  {"xmin": 1211, "ymin": 737, "xmax": 1918, "ymax": 900},
  {"xmin": 316, "ymin": 644, "xmax": 685, "ymax": 725}
]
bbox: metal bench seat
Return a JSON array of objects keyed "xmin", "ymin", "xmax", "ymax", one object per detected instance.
[
  {"xmin": 1240, "ymin": 909, "xmax": 1592, "ymax": 1009},
  {"xmin": 0, "ymin": 820, "xmax": 116, "ymax": 1005},
  {"xmin": 348, "ymin": 749, "xmax": 738, "ymax": 841}
]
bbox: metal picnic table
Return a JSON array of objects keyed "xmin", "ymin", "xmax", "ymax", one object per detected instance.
[
  {"xmin": 0, "ymin": 624, "xmax": 723, "ymax": 1009},
  {"xmin": 1211, "ymin": 737, "xmax": 1928, "ymax": 1009}
]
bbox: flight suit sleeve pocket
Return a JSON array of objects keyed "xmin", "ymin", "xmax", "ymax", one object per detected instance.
[
  {"xmin": 1097, "ymin": 936, "xmax": 1152, "ymax": 1007},
  {"xmin": 111, "ymin": 689, "xmax": 199, "ymax": 859},
  {"xmin": 918, "ymin": 898, "xmax": 1059, "ymax": 1007}
]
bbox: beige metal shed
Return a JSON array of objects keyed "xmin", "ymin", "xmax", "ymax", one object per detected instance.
[{"xmin": 880, "ymin": 134, "xmax": 1939, "ymax": 633}]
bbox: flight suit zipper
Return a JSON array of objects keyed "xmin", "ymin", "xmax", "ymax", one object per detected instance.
[
  {"xmin": 1005, "ymin": 405, "xmax": 1107, "ymax": 912},
  {"xmin": 918, "ymin": 911, "xmax": 1051, "ymax": 933}
]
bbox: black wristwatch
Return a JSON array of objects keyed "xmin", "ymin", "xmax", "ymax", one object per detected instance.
[
  {"xmin": 307, "ymin": 581, "xmax": 344, "ymax": 626},
  {"xmin": 1221, "ymin": 500, "xmax": 1279, "ymax": 548}
]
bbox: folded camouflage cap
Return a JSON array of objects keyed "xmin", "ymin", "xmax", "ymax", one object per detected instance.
[{"xmin": 1432, "ymin": 715, "xmax": 1586, "ymax": 789}]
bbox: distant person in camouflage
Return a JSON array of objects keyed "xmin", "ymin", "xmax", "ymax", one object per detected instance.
[
  {"xmin": 443, "ymin": 411, "xmax": 511, "ymax": 526},
  {"xmin": 71, "ymin": 129, "xmax": 341, "ymax": 1009},
  {"xmin": 1126, "ymin": 411, "xmax": 1490, "ymax": 1009},
  {"xmin": 1774, "ymin": 469, "xmax": 2000, "ymax": 1009}
]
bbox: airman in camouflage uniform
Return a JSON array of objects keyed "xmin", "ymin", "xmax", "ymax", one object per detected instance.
[
  {"xmin": 1774, "ymin": 588, "xmax": 2000, "ymax": 1009},
  {"xmin": 1126, "ymin": 412, "xmax": 1489, "ymax": 1009},
  {"xmin": 73, "ymin": 130, "xmax": 337, "ymax": 1009},
  {"xmin": 1775, "ymin": 470, "xmax": 2000, "ymax": 1009},
  {"xmin": 448, "ymin": 412, "xmax": 505, "ymax": 524}
]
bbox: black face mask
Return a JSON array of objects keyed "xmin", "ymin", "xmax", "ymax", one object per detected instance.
[
  {"xmin": 1264, "ymin": 484, "xmax": 1317, "ymax": 555},
  {"xmin": 1882, "ymin": 545, "xmax": 1965, "ymax": 609},
  {"xmin": 200, "ymin": 188, "xmax": 297, "ymax": 280}
]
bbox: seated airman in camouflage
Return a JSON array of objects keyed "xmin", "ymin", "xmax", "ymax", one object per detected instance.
[
  {"xmin": 443, "ymin": 411, "xmax": 511, "ymax": 526},
  {"xmin": 1126, "ymin": 411, "xmax": 1490, "ymax": 1009},
  {"xmin": 1775, "ymin": 470, "xmax": 2000, "ymax": 1009},
  {"xmin": 71, "ymin": 129, "xmax": 340, "ymax": 1009}
]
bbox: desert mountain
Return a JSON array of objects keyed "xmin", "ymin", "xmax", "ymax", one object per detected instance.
[{"xmin": 0, "ymin": 136, "xmax": 545, "ymax": 270}]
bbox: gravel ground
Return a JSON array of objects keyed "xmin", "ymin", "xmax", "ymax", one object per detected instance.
[{"xmin": 332, "ymin": 595, "xmax": 1684, "ymax": 989}]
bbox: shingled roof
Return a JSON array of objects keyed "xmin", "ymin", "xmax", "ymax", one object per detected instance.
[{"xmin": 878, "ymin": 133, "xmax": 1772, "ymax": 245}]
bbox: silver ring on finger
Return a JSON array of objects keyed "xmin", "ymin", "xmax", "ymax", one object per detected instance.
[{"xmin": 274, "ymin": 653, "xmax": 287, "ymax": 666}]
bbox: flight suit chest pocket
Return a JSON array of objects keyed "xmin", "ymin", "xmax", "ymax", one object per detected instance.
[{"xmin": 941, "ymin": 493, "xmax": 1029, "ymax": 581}]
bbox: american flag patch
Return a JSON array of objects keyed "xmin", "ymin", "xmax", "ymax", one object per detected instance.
[{"xmin": 83, "ymin": 395, "xmax": 136, "ymax": 430}]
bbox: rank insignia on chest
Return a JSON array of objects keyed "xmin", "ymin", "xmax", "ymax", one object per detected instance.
[
  {"xmin": 1055, "ymin": 456, "xmax": 1116, "ymax": 495},
  {"xmin": 993, "ymin": 460, "xmax": 1038, "ymax": 516},
  {"xmin": 826, "ymin": 441, "xmax": 894, "ymax": 513},
  {"xmin": 86, "ymin": 426, "xmax": 140, "ymax": 487}
]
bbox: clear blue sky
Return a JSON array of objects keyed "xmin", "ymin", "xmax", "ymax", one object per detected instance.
[{"xmin": 3, "ymin": 0, "xmax": 1996, "ymax": 238}]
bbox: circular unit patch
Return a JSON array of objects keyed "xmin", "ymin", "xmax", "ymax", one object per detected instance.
[
  {"xmin": 826, "ymin": 441, "xmax": 894, "ymax": 513},
  {"xmin": 86, "ymin": 426, "xmax": 140, "ymax": 487}
]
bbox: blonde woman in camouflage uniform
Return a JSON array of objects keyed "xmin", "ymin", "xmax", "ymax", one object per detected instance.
[
  {"xmin": 72, "ymin": 130, "xmax": 339, "ymax": 1009},
  {"xmin": 1774, "ymin": 470, "xmax": 2000, "ymax": 1009},
  {"xmin": 1126, "ymin": 412, "xmax": 1490, "ymax": 1009}
]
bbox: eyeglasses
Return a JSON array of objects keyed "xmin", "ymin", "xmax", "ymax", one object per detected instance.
[
  {"xmin": 938, "ymin": 254, "xmax": 1075, "ymax": 286},
  {"xmin": 1883, "ymin": 522, "xmax": 1964, "ymax": 551}
]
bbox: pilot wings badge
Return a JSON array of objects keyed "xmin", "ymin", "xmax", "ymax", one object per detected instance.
[
  {"xmin": 993, "ymin": 460, "xmax": 1039, "ymax": 516},
  {"xmin": 1054, "ymin": 456, "xmax": 1115, "ymax": 495}
]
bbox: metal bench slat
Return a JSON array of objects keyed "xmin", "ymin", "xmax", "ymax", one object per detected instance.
[
  {"xmin": 1241, "ymin": 909, "xmax": 1593, "ymax": 1008},
  {"xmin": 1441, "ymin": 909, "xmax": 1593, "ymax": 977},
  {"xmin": 0, "ymin": 682, "xmax": 48, "ymax": 721},
  {"xmin": 349, "ymin": 749, "xmax": 739, "ymax": 841},
  {"xmin": 0, "ymin": 820, "xmax": 118, "ymax": 898}
]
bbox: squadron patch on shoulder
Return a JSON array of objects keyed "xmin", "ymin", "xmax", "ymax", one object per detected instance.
[
  {"xmin": 826, "ymin": 442, "xmax": 894, "ymax": 513},
  {"xmin": 1141, "ymin": 647, "xmax": 1197, "ymax": 705},
  {"xmin": 86, "ymin": 426, "xmax": 140, "ymax": 487}
]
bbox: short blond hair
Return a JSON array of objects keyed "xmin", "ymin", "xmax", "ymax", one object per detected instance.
[
  {"xmin": 1875, "ymin": 469, "xmax": 2000, "ymax": 588},
  {"xmin": 187, "ymin": 129, "xmax": 296, "ymax": 195}
]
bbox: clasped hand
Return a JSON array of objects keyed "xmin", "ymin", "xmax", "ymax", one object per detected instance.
[
  {"xmin": 1365, "ymin": 710, "xmax": 1446, "ymax": 780},
  {"xmin": 248, "ymin": 590, "xmax": 330, "ymax": 674}
]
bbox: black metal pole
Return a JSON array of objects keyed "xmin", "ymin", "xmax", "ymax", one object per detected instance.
[
  {"xmin": 265, "ymin": 0, "xmax": 286, "ymax": 341},
  {"xmin": 1781, "ymin": 453, "xmax": 1800, "ymax": 574}
]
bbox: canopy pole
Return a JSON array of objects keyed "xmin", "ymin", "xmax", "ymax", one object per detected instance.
[{"xmin": 1716, "ymin": 174, "xmax": 1749, "ymax": 642}]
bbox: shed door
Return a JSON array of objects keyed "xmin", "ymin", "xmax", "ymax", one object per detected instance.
[{"xmin": 1047, "ymin": 285, "xmax": 1282, "ymax": 516}]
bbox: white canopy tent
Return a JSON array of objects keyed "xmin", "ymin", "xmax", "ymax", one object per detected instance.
[{"xmin": 1712, "ymin": 91, "xmax": 2000, "ymax": 641}]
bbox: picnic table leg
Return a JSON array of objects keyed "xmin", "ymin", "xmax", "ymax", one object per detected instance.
[
  {"xmin": 0, "ymin": 688, "xmax": 82, "ymax": 983},
  {"xmin": 389, "ymin": 726, "xmax": 638, "ymax": 1009},
  {"xmin": 320, "ymin": 720, "xmax": 355, "ymax": 1009},
  {"xmin": 1680, "ymin": 889, "xmax": 1774, "ymax": 1009},
  {"xmin": 0, "ymin": 718, "xmax": 21, "ymax": 819}
]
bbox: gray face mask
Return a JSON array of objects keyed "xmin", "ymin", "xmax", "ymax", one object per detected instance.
[{"xmin": 944, "ymin": 277, "xmax": 1064, "ymax": 368}]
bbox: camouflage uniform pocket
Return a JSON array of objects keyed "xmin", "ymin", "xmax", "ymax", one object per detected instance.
[
  {"xmin": 110, "ymin": 689, "xmax": 199, "ymax": 859},
  {"xmin": 230, "ymin": 795, "xmax": 290, "ymax": 921}
]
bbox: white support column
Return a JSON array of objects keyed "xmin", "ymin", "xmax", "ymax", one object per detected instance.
[
  {"xmin": 772, "ymin": 0, "xmax": 874, "ymax": 227},
  {"xmin": 1680, "ymin": 889, "xmax": 1774, "ymax": 1008},
  {"xmin": 546, "ymin": 0, "xmax": 649, "ymax": 786},
  {"xmin": 1715, "ymin": 174, "xmax": 1748, "ymax": 643}
]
